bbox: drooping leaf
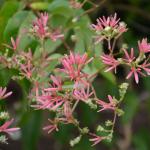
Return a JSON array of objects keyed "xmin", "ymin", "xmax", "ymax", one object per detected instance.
[
  {"xmin": 0, "ymin": 1, "xmax": 19, "ymax": 45},
  {"xmin": 3, "ymin": 11, "xmax": 29, "ymax": 41}
]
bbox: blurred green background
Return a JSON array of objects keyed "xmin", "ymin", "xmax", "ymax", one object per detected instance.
[{"xmin": 0, "ymin": 0, "xmax": 150, "ymax": 150}]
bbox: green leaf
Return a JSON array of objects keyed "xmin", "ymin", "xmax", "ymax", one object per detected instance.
[
  {"xmin": 48, "ymin": 0, "xmax": 73, "ymax": 18},
  {"xmin": 46, "ymin": 53, "xmax": 62, "ymax": 72},
  {"xmin": 83, "ymin": 64, "xmax": 97, "ymax": 77},
  {"xmin": 21, "ymin": 110, "xmax": 43, "ymax": 150},
  {"xmin": 73, "ymin": 12, "xmax": 93, "ymax": 53},
  {"xmin": 30, "ymin": 2, "xmax": 49, "ymax": 10},
  {"xmin": 0, "ymin": 68, "xmax": 15, "ymax": 86},
  {"xmin": 17, "ymin": 11, "xmax": 36, "ymax": 50},
  {"xmin": 3, "ymin": 11, "xmax": 29, "ymax": 41},
  {"xmin": 50, "ymin": 14, "xmax": 68, "ymax": 27},
  {"xmin": 33, "ymin": 39, "xmax": 62, "ymax": 59},
  {"xmin": 0, "ymin": 1, "xmax": 19, "ymax": 44}
]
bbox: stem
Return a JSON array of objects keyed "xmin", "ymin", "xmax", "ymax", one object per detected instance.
[
  {"xmin": 135, "ymin": 52, "xmax": 145, "ymax": 64},
  {"xmin": 62, "ymin": 39, "xmax": 72, "ymax": 51},
  {"xmin": 41, "ymin": 38, "xmax": 45, "ymax": 59},
  {"xmin": 88, "ymin": 66, "xmax": 105, "ymax": 81},
  {"xmin": 112, "ymin": 38, "xmax": 117, "ymax": 52},
  {"xmin": 78, "ymin": 0, "xmax": 107, "ymax": 17},
  {"xmin": 72, "ymin": 99, "xmax": 79, "ymax": 112},
  {"xmin": 86, "ymin": 0, "xmax": 98, "ymax": 7},
  {"xmin": 81, "ymin": 0, "xmax": 88, "ymax": 6},
  {"xmin": 108, "ymin": 38, "xmax": 112, "ymax": 53},
  {"xmin": 111, "ymin": 111, "xmax": 117, "ymax": 132}
]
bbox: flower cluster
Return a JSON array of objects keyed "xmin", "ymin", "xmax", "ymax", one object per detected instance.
[
  {"xmin": 31, "ymin": 12, "xmax": 64, "ymax": 41},
  {"xmin": 32, "ymin": 52, "xmax": 93, "ymax": 121},
  {"xmin": 1, "ymin": 11, "xmax": 149, "ymax": 147},
  {"xmin": 0, "ymin": 40, "xmax": 35, "ymax": 80},
  {"xmin": 0, "ymin": 87, "xmax": 12, "ymax": 100},
  {"xmin": 60, "ymin": 52, "xmax": 92, "ymax": 81},
  {"xmin": 0, "ymin": 88, "xmax": 19, "ymax": 143},
  {"xmin": 100, "ymin": 38, "xmax": 150, "ymax": 83},
  {"xmin": 92, "ymin": 13, "xmax": 150, "ymax": 84},
  {"xmin": 92, "ymin": 13, "xmax": 127, "ymax": 43},
  {"xmin": 0, "ymin": 119, "xmax": 19, "ymax": 135},
  {"xmin": 0, "ymin": 13, "xmax": 64, "ymax": 144},
  {"xmin": 31, "ymin": 51, "xmax": 127, "ymax": 146}
]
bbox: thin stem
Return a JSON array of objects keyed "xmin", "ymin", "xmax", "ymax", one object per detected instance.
[
  {"xmin": 108, "ymin": 38, "xmax": 112, "ymax": 54},
  {"xmin": 72, "ymin": 99, "xmax": 80, "ymax": 112},
  {"xmin": 88, "ymin": 66, "xmax": 105, "ymax": 81},
  {"xmin": 111, "ymin": 111, "xmax": 117, "ymax": 132},
  {"xmin": 112, "ymin": 38, "xmax": 117, "ymax": 52},
  {"xmin": 78, "ymin": 0, "xmax": 107, "ymax": 17},
  {"xmin": 81, "ymin": 0, "xmax": 88, "ymax": 6},
  {"xmin": 41, "ymin": 38, "xmax": 45, "ymax": 59},
  {"xmin": 86, "ymin": 0, "xmax": 98, "ymax": 7},
  {"xmin": 61, "ymin": 39, "xmax": 72, "ymax": 51}
]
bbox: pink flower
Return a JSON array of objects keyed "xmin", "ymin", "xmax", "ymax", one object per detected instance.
[
  {"xmin": 44, "ymin": 75, "xmax": 62, "ymax": 92},
  {"xmin": 18, "ymin": 49, "xmax": 34, "ymax": 79},
  {"xmin": 97, "ymin": 95, "xmax": 116, "ymax": 112},
  {"xmin": 32, "ymin": 12, "xmax": 49, "ymax": 39},
  {"xmin": 43, "ymin": 119, "xmax": 59, "ymax": 134},
  {"xmin": 0, "ymin": 119, "xmax": 20, "ymax": 134},
  {"xmin": 0, "ymin": 87, "xmax": 12, "ymax": 100},
  {"xmin": 123, "ymin": 48, "xmax": 135, "ymax": 63},
  {"xmin": 10, "ymin": 37, "xmax": 19, "ymax": 51},
  {"xmin": 73, "ymin": 83, "xmax": 93, "ymax": 102},
  {"xmin": 92, "ymin": 13, "xmax": 127, "ymax": 35},
  {"xmin": 49, "ymin": 29, "xmax": 64, "ymax": 41},
  {"xmin": 89, "ymin": 133, "xmax": 105, "ymax": 146},
  {"xmin": 92, "ymin": 13, "xmax": 119, "ymax": 30},
  {"xmin": 20, "ymin": 60, "xmax": 34, "ymax": 79},
  {"xmin": 33, "ymin": 91, "xmax": 65, "ymax": 111},
  {"xmin": 60, "ymin": 52, "xmax": 92, "ymax": 80},
  {"xmin": 140, "ymin": 60, "xmax": 150, "ymax": 75},
  {"xmin": 40, "ymin": 12, "xmax": 49, "ymax": 27},
  {"xmin": 20, "ymin": 49, "xmax": 33, "ymax": 60},
  {"xmin": 138, "ymin": 38, "xmax": 150, "ymax": 53},
  {"xmin": 101, "ymin": 54, "xmax": 119, "ymax": 72},
  {"xmin": 123, "ymin": 48, "xmax": 148, "ymax": 84},
  {"xmin": 117, "ymin": 22, "xmax": 128, "ymax": 35},
  {"xmin": 126, "ymin": 67, "xmax": 145, "ymax": 84},
  {"xmin": 32, "ymin": 12, "xmax": 64, "ymax": 41},
  {"xmin": 4, "ymin": 37, "xmax": 19, "ymax": 51}
]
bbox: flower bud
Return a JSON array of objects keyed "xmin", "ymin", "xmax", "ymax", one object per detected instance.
[
  {"xmin": 71, "ymin": 35, "xmax": 77, "ymax": 42},
  {"xmin": 0, "ymin": 112, "xmax": 10, "ymax": 120},
  {"xmin": 106, "ymin": 133, "xmax": 113, "ymax": 142},
  {"xmin": 119, "ymin": 82, "xmax": 129, "ymax": 101},
  {"xmin": 81, "ymin": 127, "xmax": 89, "ymax": 134},
  {"xmin": 97, "ymin": 125, "xmax": 104, "ymax": 132},
  {"xmin": 122, "ymin": 43, "xmax": 128, "ymax": 49},
  {"xmin": 104, "ymin": 26, "xmax": 112, "ymax": 32},
  {"xmin": 70, "ymin": 135, "xmax": 82, "ymax": 147},
  {"xmin": 119, "ymin": 21, "xmax": 126, "ymax": 28},
  {"xmin": 116, "ymin": 108, "xmax": 124, "ymax": 116},
  {"xmin": 86, "ymin": 99, "xmax": 97, "ymax": 109},
  {"xmin": 105, "ymin": 120, "xmax": 113, "ymax": 127},
  {"xmin": 0, "ymin": 135, "xmax": 8, "ymax": 144}
]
